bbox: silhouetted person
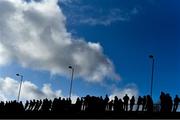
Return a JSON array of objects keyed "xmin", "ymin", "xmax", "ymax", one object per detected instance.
[
  {"xmin": 18, "ymin": 101, "xmax": 25, "ymax": 112},
  {"xmin": 119, "ymin": 98, "xmax": 124, "ymax": 112},
  {"xmin": 146, "ymin": 95, "xmax": 153, "ymax": 112},
  {"xmin": 51, "ymin": 98, "xmax": 58, "ymax": 112},
  {"xmin": 32, "ymin": 99, "xmax": 36, "ymax": 110},
  {"xmin": 130, "ymin": 96, "xmax": 135, "ymax": 111},
  {"xmin": 113, "ymin": 96, "xmax": 119, "ymax": 112},
  {"xmin": 100, "ymin": 96, "xmax": 104, "ymax": 112},
  {"xmin": 160, "ymin": 92, "xmax": 166, "ymax": 112},
  {"xmin": 24, "ymin": 100, "xmax": 29, "ymax": 111},
  {"xmin": 142, "ymin": 96, "xmax": 147, "ymax": 111},
  {"xmin": 108, "ymin": 100, "xmax": 113, "ymax": 111},
  {"xmin": 104, "ymin": 94, "xmax": 109, "ymax": 111},
  {"xmin": 136, "ymin": 96, "xmax": 142, "ymax": 111},
  {"xmin": 84, "ymin": 95, "xmax": 90, "ymax": 111},
  {"xmin": 173, "ymin": 95, "xmax": 179, "ymax": 112},
  {"xmin": 75, "ymin": 97, "xmax": 82, "ymax": 112},
  {"xmin": 28, "ymin": 100, "xmax": 32, "ymax": 110},
  {"xmin": 37, "ymin": 99, "xmax": 42, "ymax": 111},
  {"xmin": 81, "ymin": 97, "xmax": 86, "ymax": 111},
  {"xmin": 60, "ymin": 98, "xmax": 66, "ymax": 112},
  {"xmin": 65, "ymin": 98, "xmax": 72, "ymax": 112},
  {"xmin": 166, "ymin": 93, "xmax": 172, "ymax": 112},
  {"xmin": 123, "ymin": 94, "xmax": 129, "ymax": 111},
  {"xmin": 58, "ymin": 97, "xmax": 66, "ymax": 112},
  {"xmin": 0, "ymin": 101, "xmax": 5, "ymax": 112},
  {"xmin": 88, "ymin": 96, "xmax": 99, "ymax": 112}
]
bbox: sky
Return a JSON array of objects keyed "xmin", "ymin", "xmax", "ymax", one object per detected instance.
[{"xmin": 0, "ymin": 0, "xmax": 179, "ymax": 103}]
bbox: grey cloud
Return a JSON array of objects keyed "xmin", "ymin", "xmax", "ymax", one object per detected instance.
[{"xmin": 0, "ymin": 1, "xmax": 16, "ymax": 17}]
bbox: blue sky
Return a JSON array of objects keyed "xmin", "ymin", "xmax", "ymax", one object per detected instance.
[
  {"xmin": 60, "ymin": 0, "xmax": 180, "ymax": 101},
  {"xmin": 0, "ymin": 0, "xmax": 179, "ymax": 103}
]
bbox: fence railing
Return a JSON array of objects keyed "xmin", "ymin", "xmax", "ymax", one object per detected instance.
[{"xmin": 81, "ymin": 103, "xmax": 180, "ymax": 112}]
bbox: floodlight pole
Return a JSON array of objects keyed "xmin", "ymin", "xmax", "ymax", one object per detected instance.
[
  {"xmin": 149, "ymin": 55, "xmax": 155, "ymax": 98},
  {"xmin": 68, "ymin": 66, "xmax": 74, "ymax": 99},
  {"xmin": 16, "ymin": 74, "xmax": 23, "ymax": 102}
]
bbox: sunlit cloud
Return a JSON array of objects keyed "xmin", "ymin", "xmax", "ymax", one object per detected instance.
[{"xmin": 0, "ymin": 0, "xmax": 119, "ymax": 82}]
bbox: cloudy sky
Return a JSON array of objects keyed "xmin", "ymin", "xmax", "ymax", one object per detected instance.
[{"xmin": 0, "ymin": 0, "xmax": 179, "ymax": 103}]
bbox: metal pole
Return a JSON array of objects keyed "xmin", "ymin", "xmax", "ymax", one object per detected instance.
[
  {"xmin": 69, "ymin": 67, "xmax": 74, "ymax": 99},
  {"xmin": 17, "ymin": 75, "xmax": 23, "ymax": 102},
  {"xmin": 150, "ymin": 56, "xmax": 155, "ymax": 98}
]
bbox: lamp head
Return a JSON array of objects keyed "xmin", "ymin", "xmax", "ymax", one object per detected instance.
[
  {"xmin": 149, "ymin": 55, "xmax": 154, "ymax": 59},
  {"xmin": 68, "ymin": 66, "xmax": 72, "ymax": 69},
  {"xmin": 16, "ymin": 74, "xmax": 20, "ymax": 76}
]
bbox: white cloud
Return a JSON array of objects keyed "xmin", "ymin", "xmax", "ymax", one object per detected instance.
[
  {"xmin": 0, "ymin": 76, "xmax": 78, "ymax": 103},
  {"xmin": 0, "ymin": 77, "xmax": 62, "ymax": 101},
  {"xmin": 0, "ymin": 0, "xmax": 119, "ymax": 82},
  {"xmin": 109, "ymin": 83, "xmax": 139, "ymax": 101}
]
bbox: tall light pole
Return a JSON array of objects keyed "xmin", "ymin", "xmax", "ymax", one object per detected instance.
[
  {"xmin": 68, "ymin": 66, "xmax": 74, "ymax": 99},
  {"xmin": 149, "ymin": 55, "xmax": 155, "ymax": 98},
  {"xmin": 16, "ymin": 73, "xmax": 23, "ymax": 102}
]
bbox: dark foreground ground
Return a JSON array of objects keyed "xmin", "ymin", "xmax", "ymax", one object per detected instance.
[{"xmin": 1, "ymin": 111, "xmax": 180, "ymax": 119}]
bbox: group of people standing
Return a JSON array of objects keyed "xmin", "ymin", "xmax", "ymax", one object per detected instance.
[
  {"xmin": 108, "ymin": 94, "xmax": 153, "ymax": 112},
  {"xmin": 0, "ymin": 92, "xmax": 179, "ymax": 113},
  {"xmin": 160, "ymin": 92, "xmax": 180, "ymax": 112}
]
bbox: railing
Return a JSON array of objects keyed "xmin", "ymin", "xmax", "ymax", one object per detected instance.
[{"xmin": 81, "ymin": 103, "xmax": 180, "ymax": 112}]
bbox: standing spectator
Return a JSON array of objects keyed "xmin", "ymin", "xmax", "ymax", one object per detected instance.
[
  {"xmin": 160, "ymin": 92, "xmax": 166, "ymax": 112},
  {"xmin": 75, "ymin": 97, "xmax": 82, "ymax": 112},
  {"xmin": 28, "ymin": 100, "xmax": 34, "ymax": 110},
  {"xmin": 37, "ymin": 99, "xmax": 42, "ymax": 111},
  {"xmin": 146, "ymin": 95, "xmax": 153, "ymax": 112},
  {"xmin": 84, "ymin": 95, "xmax": 90, "ymax": 111},
  {"xmin": 0, "ymin": 101, "xmax": 4, "ymax": 112},
  {"xmin": 108, "ymin": 100, "xmax": 113, "ymax": 111},
  {"xmin": 51, "ymin": 98, "xmax": 58, "ymax": 112},
  {"xmin": 142, "ymin": 96, "xmax": 147, "ymax": 111},
  {"xmin": 173, "ymin": 95, "xmax": 179, "ymax": 112},
  {"xmin": 119, "ymin": 98, "xmax": 124, "ymax": 112},
  {"xmin": 113, "ymin": 96, "xmax": 119, "ymax": 112},
  {"xmin": 136, "ymin": 96, "xmax": 142, "ymax": 111},
  {"xmin": 130, "ymin": 96, "xmax": 135, "ymax": 111},
  {"xmin": 123, "ymin": 94, "xmax": 129, "ymax": 111},
  {"xmin": 166, "ymin": 94, "xmax": 173, "ymax": 112},
  {"xmin": 104, "ymin": 94, "xmax": 109, "ymax": 111},
  {"xmin": 24, "ymin": 100, "xmax": 29, "ymax": 111}
]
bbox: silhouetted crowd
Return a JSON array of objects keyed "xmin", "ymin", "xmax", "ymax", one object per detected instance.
[{"xmin": 0, "ymin": 92, "xmax": 179, "ymax": 113}]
